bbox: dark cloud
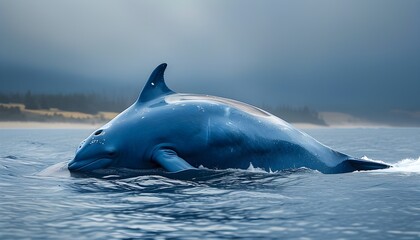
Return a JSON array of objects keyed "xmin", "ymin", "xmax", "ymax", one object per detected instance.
[{"xmin": 0, "ymin": 0, "xmax": 419, "ymax": 112}]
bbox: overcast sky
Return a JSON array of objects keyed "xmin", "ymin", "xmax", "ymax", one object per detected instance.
[{"xmin": 0, "ymin": 0, "xmax": 419, "ymax": 112}]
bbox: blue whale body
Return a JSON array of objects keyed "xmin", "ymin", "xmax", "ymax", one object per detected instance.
[{"xmin": 68, "ymin": 63, "xmax": 390, "ymax": 174}]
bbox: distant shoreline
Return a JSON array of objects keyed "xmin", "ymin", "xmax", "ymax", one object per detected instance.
[
  {"xmin": 0, "ymin": 121, "xmax": 103, "ymax": 129},
  {"xmin": 2, "ymin": 103, "xmax": 418, "ymax": 128},
  {"xmin": 0, "ymin": 121, "xmax": 395, "ymax": 130}
]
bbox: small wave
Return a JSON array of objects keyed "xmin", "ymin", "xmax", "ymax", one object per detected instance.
[
  {"xmin": 233, "ymin": 163, "xmax": 315, "ymax": 175},
  {"xmin": 247, "ymin": 162, "xmax": 270, "ymax": 173},
  {"xmin": 37, "ymin": 161, "xmax": 70, "ymax": 177},
  {"xmin": 360, "ymin": 155, "xmax": 388, "ymax": 165},
  {"xmin": 386, "ymin": 157, "xmax": 420, "ymax": 173},
  {"xmin": 246, "ymin": 162, "xmax": 316, "ymax": 174},
  {"xmin": 362, "ymin": 156, "xmax": 420, "ymax": 174}
]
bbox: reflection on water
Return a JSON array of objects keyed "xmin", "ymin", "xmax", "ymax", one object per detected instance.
[{"xmin": 0, "ymin": 128, "xmax": 420, "ymax": 239}]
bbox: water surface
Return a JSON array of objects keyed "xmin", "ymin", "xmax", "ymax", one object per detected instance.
[{"xmin": 0, "ymin": 128, "xmax": 419, "ymax": 239}]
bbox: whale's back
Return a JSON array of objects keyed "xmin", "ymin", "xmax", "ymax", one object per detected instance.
[{"xmin": 161, "ymin": 93, "xmax": 348, "ymax": 172}]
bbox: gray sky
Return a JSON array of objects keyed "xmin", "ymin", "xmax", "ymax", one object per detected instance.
[{"xmin": 0, "ymin": 0, "xmax": 419, "ymax": 112}]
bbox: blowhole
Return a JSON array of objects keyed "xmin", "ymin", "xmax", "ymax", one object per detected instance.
[{"xmin": 94, "ymin": 130, "xmax": 103, "ymax": 136}]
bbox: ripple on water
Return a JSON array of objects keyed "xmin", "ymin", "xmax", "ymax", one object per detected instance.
[{"xmin": 1, "ymin": 128, "xmax": 420, "ymax": 239}]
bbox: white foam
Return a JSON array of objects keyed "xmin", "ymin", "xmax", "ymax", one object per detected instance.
[
  {"xmin": 387, "ymin": 157, "xmax": 420, "ymax": 173},
  {"xmin": 246, "ymin": 162, "xmax": 269, "ymax": 173},
  {"xmin": 37, "ymin": 161, "xmax": 70, "ymax": 177},
  {"xmin": 245, "ymin": 162, "xmax": 297, "ymax": 174},
  {"xmin": 360, "ymin": 155, "xmax": 388, "ymax": 165},
  {"xmin": 364, "ymin": 156, "xmax": 420, "ymax": 174}
]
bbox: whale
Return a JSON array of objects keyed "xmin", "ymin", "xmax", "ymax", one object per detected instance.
[{"xmin": 68, "ymin": 63, "xmax": 390, "ymax": 174}]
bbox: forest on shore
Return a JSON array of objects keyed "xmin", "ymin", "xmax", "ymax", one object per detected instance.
[
  {"xmin": 0, "ymin": 92, "xmax": 326, "ymax": 125},
  {"xmin": 0, "ymin": 91, "xmax": 130, "ymax": 114}
]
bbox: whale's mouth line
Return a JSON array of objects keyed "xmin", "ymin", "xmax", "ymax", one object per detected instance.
[{"xmin": 68, "ymin": 158, "xmax": 112, "ymax": 172}]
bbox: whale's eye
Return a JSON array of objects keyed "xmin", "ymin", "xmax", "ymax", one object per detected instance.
[
  {"xmin": 108, "ymin": 151, "xmax": 117, "ymax": 157},
  {"xmin": 94, "ymin": 130, "xmax": 103, "ymax": 136}
]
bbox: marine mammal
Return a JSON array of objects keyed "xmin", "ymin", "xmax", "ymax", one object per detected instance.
[{"xmin": 68, "ymin": 63, "xmax": 390, "ymax": 174}]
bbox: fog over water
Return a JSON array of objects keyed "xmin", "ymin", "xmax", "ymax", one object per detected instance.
[{"xmin": 0, "ymin": 1, "xmax": 419, "ymax": 116}]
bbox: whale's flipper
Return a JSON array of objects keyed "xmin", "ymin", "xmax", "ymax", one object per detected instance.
[
  {"xmin": 346, "ymin": 158, "xmax": 391, "ymax": 171},
  {"xmin": 138, "ymin": 63, "xmax": 174, "ymax": 103},
  {"xmin": 152, "ymin": 148, "xmax": 195, "ymax": 172}
]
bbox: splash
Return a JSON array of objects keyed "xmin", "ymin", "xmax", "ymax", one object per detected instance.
[
  {"xmin": 362, "ymin": 156, "xmax": 420, "ymax": 174},
  {"xmin": 245, "ymin": 163, "xmax": 314, "ymax": 174},
  {"xmin": 360, "ymin": 155, "xmax": 388, "ymax": 164},
  {"xmin": 387, "ymin": 157, "xmax": 420, "ymax": 173},
  {"xmin": 37, "ymin": 161, "xmax": 70, "ymax": 177},
  {"xmin": 247, "ymin": 162, "xmax": 269, "ymax": 173}
]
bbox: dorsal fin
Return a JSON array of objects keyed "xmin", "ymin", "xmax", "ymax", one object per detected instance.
[{"xmin": 137, "ymin": 63, "xmax": 174, "ymax": 103}]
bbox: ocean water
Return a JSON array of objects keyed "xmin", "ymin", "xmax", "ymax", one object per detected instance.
[{"xmin": 0, "ymin": 127, "xmax": 419, "ymax": 240}]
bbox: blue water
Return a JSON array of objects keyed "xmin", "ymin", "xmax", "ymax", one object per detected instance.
[{"xmin": 0, "ymin": 128, "xmax": 419, "ymax": 239}]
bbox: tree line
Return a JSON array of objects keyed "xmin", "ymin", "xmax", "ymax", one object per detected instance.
[
  {"xmin": 0, "ymin": 92, "xmax": 326, "ymax": 125},
  {"xmin": 0, "ymin": 92, "xmax": 132, "ymax": 114}
]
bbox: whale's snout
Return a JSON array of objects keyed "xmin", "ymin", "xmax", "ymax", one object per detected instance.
[
  {"xmin": 68, "ymin": 157, "xmax": 113, "ymax": 172},
  {"xmin": 69, "ymin": 129, "xmax": 119, "ymax": 172},
  {"xmin": 69, "ymin": 141, "xmax": 117, "ymax": 172},
  {"xmin": 67, "ymin": 158, "xmax": 83, "ymax": 171}
]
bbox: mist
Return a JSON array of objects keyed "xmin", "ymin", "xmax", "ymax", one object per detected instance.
[{"xmin": 1, "ymin": 0, "xmax": 419, "ymax": 120}]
